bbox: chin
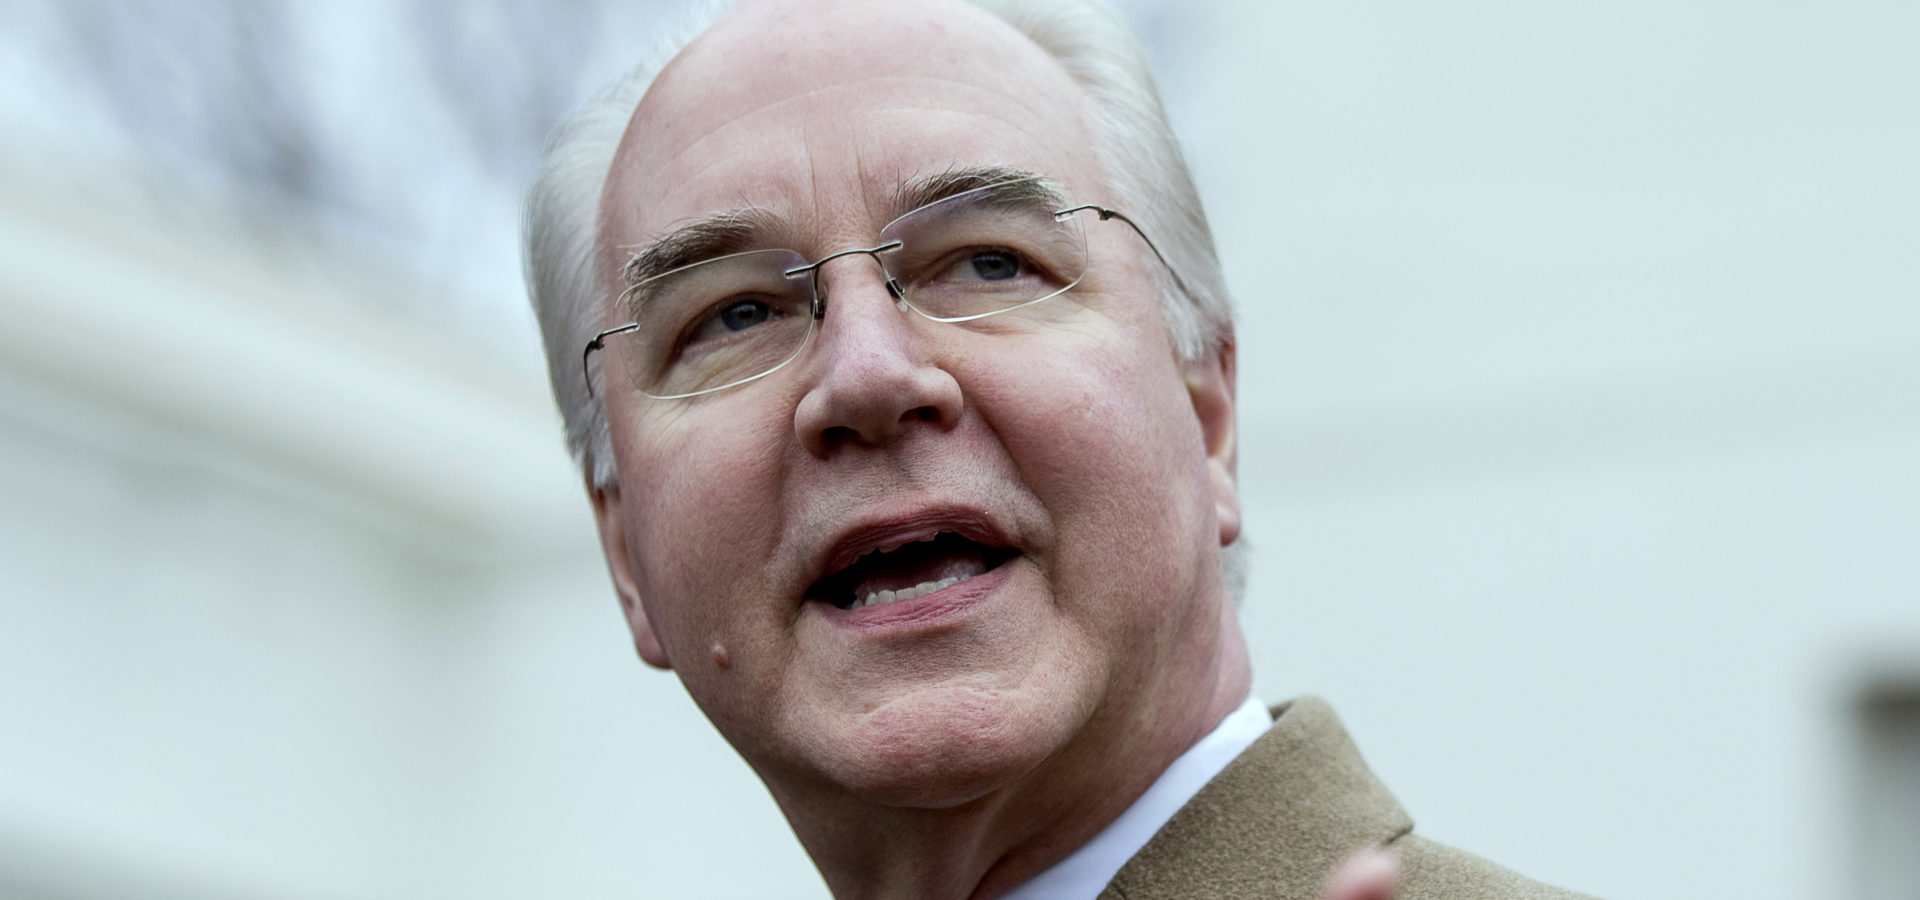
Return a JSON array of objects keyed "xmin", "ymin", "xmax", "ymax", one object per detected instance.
[{"xmin": 817, "ymin": 682, "xmax": 1084, "ymax": 809}]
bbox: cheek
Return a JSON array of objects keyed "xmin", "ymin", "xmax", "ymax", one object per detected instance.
[
  {"xmin": 984, "ymin": 326, "xmax": 1217, "ymax": 607},
  {"xmin": 616, "ymin": 408, "xmax": 794, "ymax": 649}
]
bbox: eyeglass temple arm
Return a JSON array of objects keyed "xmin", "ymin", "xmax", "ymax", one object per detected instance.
[
  {"xmin": 582, "ymin": 323, "xmax": 641, "ymax": 401},
  {"xmin": 1055, "ymin": 204, "xmax": 1196, "ymax": 302}
]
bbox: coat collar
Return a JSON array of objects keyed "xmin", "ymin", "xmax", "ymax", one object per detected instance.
[{"xmin": 1098, "ymin": 696, "xmax": 1414, "ymax": 900}]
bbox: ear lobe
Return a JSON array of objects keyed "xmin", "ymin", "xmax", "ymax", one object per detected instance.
[
  {"xmin": 589, "ymin": 478, "xmax": 673, "ymax": 670},
  {"xmin": 1186, "ymin": 335, "xmax": 1241, "ymax": 548}
]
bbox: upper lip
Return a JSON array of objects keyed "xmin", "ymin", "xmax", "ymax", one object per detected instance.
[{"xmin": 808, "ymin": 504, "xmax": 1016, "ymax": 591}]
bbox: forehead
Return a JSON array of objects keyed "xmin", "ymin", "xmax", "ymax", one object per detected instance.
[{"xmin": 602, "ymin": 0, "xmax": 1103, "ymax": 252}]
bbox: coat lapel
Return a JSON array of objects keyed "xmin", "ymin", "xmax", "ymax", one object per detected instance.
[{"xmin": 1098, "ymin": 697, "xmax": 1413, "ymax": 900}]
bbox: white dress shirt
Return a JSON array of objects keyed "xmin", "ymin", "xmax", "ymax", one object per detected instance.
[{"xmin": 1000, "ymin": 695, "xmax": 1274, "ymax": 900}]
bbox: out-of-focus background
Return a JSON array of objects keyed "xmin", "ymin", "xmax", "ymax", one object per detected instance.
[{"xmin": 1, "ymin": 0, "xmax": 1915, "ymax": 897}]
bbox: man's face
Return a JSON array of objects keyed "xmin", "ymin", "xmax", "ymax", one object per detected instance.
[{"xmin": 593, "ymin": 0, "xmax": 1241, "ymax": 811}]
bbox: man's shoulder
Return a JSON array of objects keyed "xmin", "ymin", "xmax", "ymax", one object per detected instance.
[{"xmin": 1099, "ymin": 696, "xmax": 1595, "ymax": 900}]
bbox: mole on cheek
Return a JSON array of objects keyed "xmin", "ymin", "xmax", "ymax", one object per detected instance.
[{"xmin": 711, "ymin": 641, "xmax": 733, "ymax": 670}]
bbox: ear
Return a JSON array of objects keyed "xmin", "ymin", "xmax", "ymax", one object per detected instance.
[
  {"xmin": 589, "ymin": 476, "xmax": 673, "ymax": 670},
  {"xmin": 1186, "ymin": 334, "xmax": 1241, "ymax": 548}
]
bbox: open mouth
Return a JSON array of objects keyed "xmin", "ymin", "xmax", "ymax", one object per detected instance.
[{"xmin": 808, "ymin": 532, "xmax": 1019, "ymax": 611}]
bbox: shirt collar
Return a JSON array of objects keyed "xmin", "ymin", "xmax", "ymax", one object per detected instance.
[
  {"xmin": 1000, "ymin": 695, "xmax": 1273, "ymax": 900},
  {"xmin": 1099, "ymin": 696, "xmax": 1416, "ymax": 900}
]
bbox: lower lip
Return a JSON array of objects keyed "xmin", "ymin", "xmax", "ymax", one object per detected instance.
[{"xmin": 818, "ymin": 557, "xmax": 1016, "ymax": 631}]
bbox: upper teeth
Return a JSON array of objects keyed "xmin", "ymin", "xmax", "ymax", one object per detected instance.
[
  {"xmin": 864, "ymin": 533, "xmax": 944, "ymax": 560},
  {"xmin": 850, "ymin": 573, "xmax": 969, "ymax": 610}
]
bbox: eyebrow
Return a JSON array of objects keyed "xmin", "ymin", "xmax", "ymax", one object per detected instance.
[
  {"xmin": 619, "ymin": 207, "xmax": 789, "ymax": 289},
  {"xmin": 889, "ymin": 165, "xmax": 1066, "ymax": 218},
  {"xmin": 616, "ymin": 165, "xmax": 1067, "ymax": 290}
]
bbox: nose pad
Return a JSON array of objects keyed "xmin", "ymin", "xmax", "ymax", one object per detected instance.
[
  {"xmin": 812, "ymin": 251, "xmax": 906, "ymax": 315},
  {"xmin": 808, "ymin": 275, "xmax": 902, "ymax": 315}
]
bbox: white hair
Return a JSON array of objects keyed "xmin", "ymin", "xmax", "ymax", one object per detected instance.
[{"xmin": 522, "ymin": 0, "xmax": 1244, "ymax": 594}]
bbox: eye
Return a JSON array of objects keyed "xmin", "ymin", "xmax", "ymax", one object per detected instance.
[
  {"xmin": 717, "ymin": 299, "xmax": 773, "ymax": 331},
  {"xmin": 679, "ymin": 296, "xmax": 787, "ymax": 353},
  {"xmin": 963, "ymin": 249, "xmax": 1022, "ymax": 281},
  {"xmin": 930, "ymin": 247, "xmax": 1037, "ymax": 284}
]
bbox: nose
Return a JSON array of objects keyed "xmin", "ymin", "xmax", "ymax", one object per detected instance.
[{"xmin": 793, "ymin": 255, "xmax": 963, "ymax": 457}]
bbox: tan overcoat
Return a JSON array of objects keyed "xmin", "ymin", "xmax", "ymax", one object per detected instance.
[{"xmin": 1098, "ymin": 697, "xmax": 1598, "ymax": 899}]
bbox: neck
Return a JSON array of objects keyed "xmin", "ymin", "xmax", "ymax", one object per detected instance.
[{"xmin": 777, "ymin": 610, "xmax": 1254, "ymax": 900}]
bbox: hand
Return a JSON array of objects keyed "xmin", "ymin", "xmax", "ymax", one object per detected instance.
[{"xmin": 1324, "ymin": 846, "xmax": 1400, "ymax": 900}]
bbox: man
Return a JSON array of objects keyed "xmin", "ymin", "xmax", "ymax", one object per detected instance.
[{"xmin": 523, "ymin": 0, "xmax": 1594, "ymax": 897}]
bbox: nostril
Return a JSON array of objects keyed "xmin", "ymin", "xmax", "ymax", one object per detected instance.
[{"xmin": 910, "ymin": 406, "xmax": 941, "ymax": 422}]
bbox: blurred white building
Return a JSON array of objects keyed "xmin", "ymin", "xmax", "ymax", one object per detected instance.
[{"xmin": 1, "ymin": 1, "xmax": 1915, "ymax": 898}]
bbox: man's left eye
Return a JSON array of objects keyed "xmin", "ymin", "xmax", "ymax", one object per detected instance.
[
  {"xmin": 918, "ymin": 246, "xmax": 1045, "ymax": 296},
  {"xmin": 965, "ymin": 249, "xmax": 1022, "ymax": 281}
]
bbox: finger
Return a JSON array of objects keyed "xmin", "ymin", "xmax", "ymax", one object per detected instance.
[{"xmin": 1323, "ymin": 845, "xmax": 1401, "ymax": 900}]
